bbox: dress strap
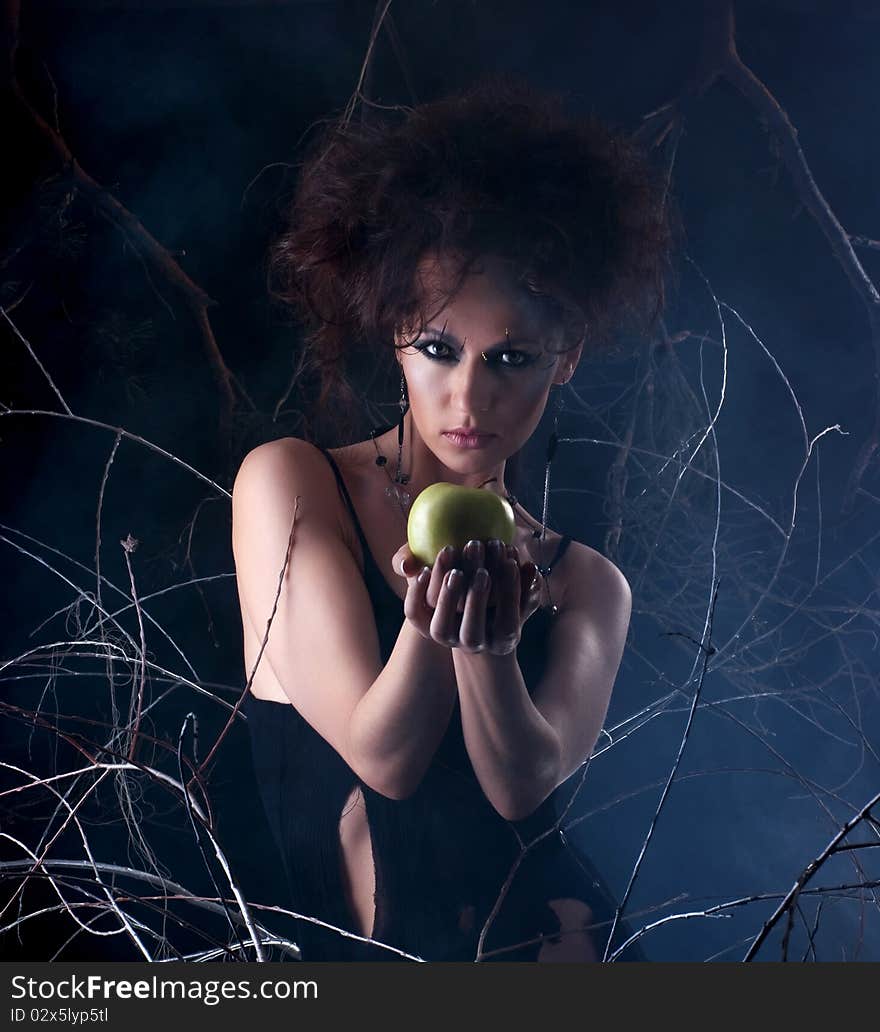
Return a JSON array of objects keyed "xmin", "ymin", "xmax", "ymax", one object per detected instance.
[
  {"xmin": 540, "ymin": 533, "xmax": 572, "ymax": 575},
  {"xmin": 315, "ymin": 446, "xmax": 372, "ymax": 559},
  {"xmin": 317, "ymin": 444, "xmax": 572, "ymax": 578}
]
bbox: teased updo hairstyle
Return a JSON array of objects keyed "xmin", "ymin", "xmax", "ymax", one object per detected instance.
[{"xmin": 269, "ymin": 75, "xmax": 678, "ymax": 447}]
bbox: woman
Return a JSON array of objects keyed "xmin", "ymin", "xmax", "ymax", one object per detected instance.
[{"xmin": 232, "ymin": 78, "xmax": 674, "ymax": 961}]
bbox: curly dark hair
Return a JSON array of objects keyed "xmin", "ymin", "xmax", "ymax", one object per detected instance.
[{"xmin": 269, "ymin": 75, "xmax": 679, "ymax": 444}]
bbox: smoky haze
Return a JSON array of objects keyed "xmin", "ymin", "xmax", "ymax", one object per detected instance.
[{"xmin": 1, "ymin": 0, "xmax": 878, "ymax": 962}]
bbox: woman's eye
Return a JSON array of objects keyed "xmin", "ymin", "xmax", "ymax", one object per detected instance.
[
  {"xmin": 498, "ymin": 351, "xmax": 532, "ymax": 368},
  {"xmin": 416, "ymin": 340, "xmax": 533, "ymax": 369},
  {"xmin": 419, "ymin": 340, "xmax": 453, "ymax": 359},
  {"xmin": 489, "ymin": 350, "xmax": 535, "ymax": 369}
]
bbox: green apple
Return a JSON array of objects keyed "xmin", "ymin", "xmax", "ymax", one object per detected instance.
[{"xmin": 406, "ymin": 482, "xmax": 516, "ymax": 567}]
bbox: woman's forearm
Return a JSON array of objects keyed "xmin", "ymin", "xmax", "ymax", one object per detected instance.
[
  {"xmin": 453, "ymin": 649, "xmax": 562, "ymax": 822},
  {"xmin": 347, "ymin": 619, "xmax": 459, "ymax": 799}
]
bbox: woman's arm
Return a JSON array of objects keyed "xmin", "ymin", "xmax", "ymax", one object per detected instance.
[
  {"xmin": 233, "ymin": 438, "xmax": 458, "ymax": 799},
  {"xmin": 452, "ymin": 544, "xmax": 632, "ymax": 822},
  {"xmin": 347, "ymin": 618, "xmax": 458, "ymax": 799},
  {"xmin": 453, "ymin": 649, "xmax": 561, "ymax": 822}
]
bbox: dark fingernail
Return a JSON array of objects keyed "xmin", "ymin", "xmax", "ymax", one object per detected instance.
[
  {"xmin": 418, "ymin": 567, "xmax": 430, "ymax": 582},
  {"xmin": 448, "ymin": 569, "xmax": 463, "ymax": 589},
  {"xmin": 475, "ymin": 568, "xmax": 489, "ymax": 590}
]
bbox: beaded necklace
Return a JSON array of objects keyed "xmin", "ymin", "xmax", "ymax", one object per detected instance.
[{"xmin": 367, "ymin": 422, "xmax": 558, "ymax": 613}]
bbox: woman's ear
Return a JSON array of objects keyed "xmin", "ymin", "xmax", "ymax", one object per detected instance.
[{"xmin": 555, "ymin": 339, "xmax": 583, "ymax": 386}]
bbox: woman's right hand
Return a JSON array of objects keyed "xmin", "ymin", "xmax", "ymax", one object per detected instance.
[
  {"xmin": 392, "ymin": 540, "xmax": 540, "ymax": 649},
  {"xmin": 393, "ymin": 543, "xmax": 465, "ymax": 636}
]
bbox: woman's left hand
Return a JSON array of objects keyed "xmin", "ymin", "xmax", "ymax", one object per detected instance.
[{"xmin": 394, "ymin": 539, "xmax": 545, "ymax": 655}]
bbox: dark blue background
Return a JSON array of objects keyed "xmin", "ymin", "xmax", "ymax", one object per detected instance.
[{"xmin": 2, "ymin": 0, "xmax": 879, "ymax": 962}]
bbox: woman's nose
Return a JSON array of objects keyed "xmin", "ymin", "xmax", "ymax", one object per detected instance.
[{"xmin": 450, "ymin": 355, "xmax": 494, "ymax": 411}]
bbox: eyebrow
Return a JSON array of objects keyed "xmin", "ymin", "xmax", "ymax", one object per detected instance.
[{"xmin": 421, "ymin": 324, "xmax": 541, "ymax": 352}]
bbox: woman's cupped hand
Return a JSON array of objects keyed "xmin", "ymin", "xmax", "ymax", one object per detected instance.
[{"xmin": 392, "ymin": 539, "xmax": 543, "ymax": 654}]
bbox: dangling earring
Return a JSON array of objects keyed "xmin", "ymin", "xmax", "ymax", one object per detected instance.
[
  {"xmin": 535, "ymin": 379, "xmax": 566, "ymax": 544},
  {"xmin": 368, "ymin": 372, "xmax": 413, "ymax": 514},
  {"xmin": 533, "ymin": 378, "xmax": 568, "ymax": 616},
  {"xmin": 394, "ymin": 373, "xmax": 409, "ymax": 484},
  {"xmin": 385, "ymin": 373, "xmax": 413, "ymax": 512}
]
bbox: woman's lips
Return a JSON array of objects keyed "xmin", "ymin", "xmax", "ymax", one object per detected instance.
[{"xmin": 442, "ymin": 431, "xmax": 496, "ymax": 449}]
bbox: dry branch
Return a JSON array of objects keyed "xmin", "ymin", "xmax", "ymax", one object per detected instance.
[
  {"xmin": 635, "ymin": 0, "xmax": 880, "ymax": 514},
  {"xmin": 2, "ymin": 0, "xmax": 239, "ymax": 431}
]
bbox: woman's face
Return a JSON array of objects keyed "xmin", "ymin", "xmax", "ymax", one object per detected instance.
[{"xmin": 396, "ymin": 252, "xmax": 581, "ymax": 470}]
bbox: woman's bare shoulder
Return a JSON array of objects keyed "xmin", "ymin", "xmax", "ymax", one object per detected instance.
[
  {"xmin": 559, "ymin": 539, "xmax": 631, "ymax": 613},
  {"xmin": 235, "ymin": 436, "xmax": 335, "ymax": 491},
  {"xmin": 237, "ymin": 435, "xmax": 322, "ymax": 469},
  {"xmin": 232, "ymin": 437, "xmax": 353, "ymax": 540}
]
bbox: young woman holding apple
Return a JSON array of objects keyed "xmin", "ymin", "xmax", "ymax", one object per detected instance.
[{"xmin": 232, "ymin": 78, "xmax": 675, "ymax": 961}]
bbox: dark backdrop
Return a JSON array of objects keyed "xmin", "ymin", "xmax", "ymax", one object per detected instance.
[{"xmin": 2, "ymin": 0, "xmax": 879, "ymax": 962}]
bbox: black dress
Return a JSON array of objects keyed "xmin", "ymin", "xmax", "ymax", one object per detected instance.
[{"xmin": 241, "ymin": 447, "xmax": 646, "ymax": 962}]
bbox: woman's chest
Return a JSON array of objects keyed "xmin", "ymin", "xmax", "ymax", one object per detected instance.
[{"xmin": 334, "ymin": 451, "xmax": 569, "ymax": 609}]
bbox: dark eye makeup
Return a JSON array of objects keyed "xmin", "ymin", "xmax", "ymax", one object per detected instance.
[{"xmin": 412, "ymin": 337, "xmax": 537, "ymax": 369}]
